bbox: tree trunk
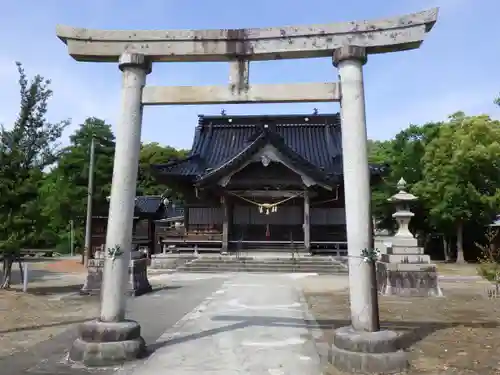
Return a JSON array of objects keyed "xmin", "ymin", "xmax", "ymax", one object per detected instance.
[
  {"xmin": 1, "ymin": 254, "xmax": 14, "ymax": 289},
  {"xmin": 456, "ymin": 221, "xmax": 465, "ymax": 263},
  {"xmin": 442, "ymin": 236, "xmax": 451, "ymax": 262}
]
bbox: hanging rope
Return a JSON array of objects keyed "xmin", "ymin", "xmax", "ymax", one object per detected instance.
[{"xmin": 228, "ymin": 191, "xmax": 303, "ymax": 215}]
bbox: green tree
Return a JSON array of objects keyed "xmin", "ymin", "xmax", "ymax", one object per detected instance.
[
  {"xmin": 414, "ymin": 113, "xmax": 500, "ymax": 263},
  {"xmin": 0, "ymin": 63, "xmax": 68, "ymax": 288},
  {"xmin": 369, "ymin": 122, "xmax": 443, "ymax": 239},
  {"xmin": 41, "ymin": 118, "xmax": 115, "ymax": 251},
  {"xmin": 368, "ymin": 139, "xmax": 394, "ymax": 230},
  {"xmin": 137, "ymin": 142, "xmax": 188, "ymax": 197}
]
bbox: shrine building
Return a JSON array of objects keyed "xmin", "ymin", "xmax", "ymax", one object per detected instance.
[{"xmin": 152, "ymin": 113, "xmax": 386, "ymax": 253}]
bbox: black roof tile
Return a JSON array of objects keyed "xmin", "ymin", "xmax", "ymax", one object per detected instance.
[
  {"xmin": 134, "ymin": 196, "xmax": 165, "ymax": 215},
  {"xmin": 153, "ymin": 113, "xmax": 384, "ymax": 184}
]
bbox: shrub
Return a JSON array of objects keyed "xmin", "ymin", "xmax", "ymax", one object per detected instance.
[{"xmin": 476, "ymin": 228, "xmax": 500, "ymax": 293}]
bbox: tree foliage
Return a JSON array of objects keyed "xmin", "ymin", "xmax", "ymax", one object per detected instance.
[
  {"xmin": 137, "ymin": 142, "xmax": 188, "ymax": 196},
  {"xmin": 413, "ymin": 113, "xmax": 500, "ymax": 262},
  {"xmin": 39, "ymin": 118, "xmax": 116, "ymax": 251},
  {"xmin": 0, "ymin": 63, "xmax": 69, "ymax": 287},
  {"xmin": 369, "ymin": 122, "xmax": 443, "ymax": 235},
  {"xmin": 39, "ymin": 123, "xmax": 187, "ymax": 251}
]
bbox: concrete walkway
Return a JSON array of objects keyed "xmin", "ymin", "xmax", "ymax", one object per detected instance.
[{"xmin": 126, "ymin": 273, "xmax": 323, "ymax": 375}]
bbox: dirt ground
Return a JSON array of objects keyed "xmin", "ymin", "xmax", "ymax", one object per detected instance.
[
  {"xmin": 0, "ymin": 258, "xmax": 98, "ymax": 358},
  {"xmin": 435, "ymin": 262, "xmax": 480, "ymax": 277},
  {"xmin": 303, "ymin": 277, "xmax": 500, "ymax": 374},
  {"xmin": 29, "ymin": 258, "xmax": 86, "ymax": 273}
]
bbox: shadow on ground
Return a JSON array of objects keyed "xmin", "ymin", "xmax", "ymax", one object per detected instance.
[
  {"xmin": 8, "ymin": 282, "xmax": 182, "ymax": 297},
  {"xmin": 22, "ymin": 284, "xmax": 84, "ymax": 295},
  {"xmin": 145, "ymin": 313, "xmax": 497, "ymax": 356},
  {"xmin": 0, "ymin": 317, "xmax": 96, "ymax": 334}
]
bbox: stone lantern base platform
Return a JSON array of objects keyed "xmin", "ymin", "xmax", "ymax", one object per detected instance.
[
  {"xmin": 69, "ymin": 320, "xmax": 146, "ymax": 367},
  {"xmin": 329, "ymin": 326, "xmax": 409, "ymax": 373},
  {"xmin": 376, "ymin": 262, "xmax": 443, "ymax": 297},
  {"xmin": 80, "ymin": 257, "xmax": 153, "ymax": 297}
]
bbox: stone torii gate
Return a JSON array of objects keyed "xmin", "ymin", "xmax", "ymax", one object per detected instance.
[{"xmin": 56, "ymin": 8, "xmax": 438, "ymax": 372}]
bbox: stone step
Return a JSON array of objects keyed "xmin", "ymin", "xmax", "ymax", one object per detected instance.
[
  {"xmin": 178, "ymin": 260, "xmax": 347, "ymax": 272},
  {"xmin": 185, "ymin": 258, "xmax": 337, "ymax": 263},
  {"xmin": 183, "ymin": 261, "xmax": 345, "ymax": 269},
  {"xmin": 149, "ymin": 255, "xmax": 348, "ymax": 270},
  {"xmin": 176, "ymin": 265, "xmax": 348, "ymax": 274},
  {"xmin": 185, "ymin": 260, "xmax": 342, "ymax": 267}
]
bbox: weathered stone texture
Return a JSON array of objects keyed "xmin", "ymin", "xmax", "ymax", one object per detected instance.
[
  {"xmin": 81, "ymin": 258, "xmax": 152, "ymax": 297},
  {"xmin": 56, "ymin": 8, "xmax": 439, "ymax": 62},
  {"xmin": 376, "ymin": 261, "xmax": 442, "ymax": 297},
  {"xmin": 69, "ymin": 320, "xmax": 146, "ymax": 367},
  {"xmin": 119, "ymin": 52, "xmax": 152, "ymax": 74},
  {"xmin": 329, "ymin": 326, "xmax": 409, "ymax": 373},
  {"xmin": 141, "ymin": 82, "xmax": 341, "ymax": 105},
  {"xmin": 332, "ymin": 46, "xmax": 367, "ymax": 67}
]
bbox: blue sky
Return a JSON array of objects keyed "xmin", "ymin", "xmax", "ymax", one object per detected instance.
[{"xmin": 0, "ymin": 0, "xmax": 498, "ymax": 149}]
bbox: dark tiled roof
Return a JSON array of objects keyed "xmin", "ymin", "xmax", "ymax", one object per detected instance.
[
  {"xmin": 153, "ymin": 114, "xmax": 385, "ymax": 184},
  {"xmin": 134, "ymin": 196, "xmax": 165, "ymax": 215}
]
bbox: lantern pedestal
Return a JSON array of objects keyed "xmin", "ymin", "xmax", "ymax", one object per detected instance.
[{"xmin": 375, "ymin": 178, "xmax": 442, "ymax": 297}]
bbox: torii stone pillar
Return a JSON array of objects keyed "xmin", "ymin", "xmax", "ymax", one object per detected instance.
[
  {"xmin": 333, "ymin": 45, "xmax": 376, "ymax": 330},
  {"xmin": 330, "ymin": 46, "xmax": 410, "ymax": 373},
  {"xmin": 69, "ymin": 52, "xmax": 151, "ymax": 366}
]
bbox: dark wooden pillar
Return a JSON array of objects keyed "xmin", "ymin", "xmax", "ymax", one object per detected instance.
[
  {"xmin": 303, "ymin": 190, "xmax": 311, "ymax": 251},
  {"xmin": 184, "ymin": 206, "xmax": 190, "ymax": 234},
  {"xmin": 222, "ymin": 196, "xmax": 229, "ymax": 251}
]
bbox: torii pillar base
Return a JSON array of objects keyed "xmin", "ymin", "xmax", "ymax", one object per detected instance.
[
  {"xmin": 69, "ymin": 320, "xmax": 146, "ymax": 367},
  {"xmin": 329, "ymin": 326, "xmax": 409, "ymax": 374}
]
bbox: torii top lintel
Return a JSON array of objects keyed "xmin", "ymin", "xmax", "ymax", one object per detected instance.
[{"xmin": 56, "ymin": 8, "xmax": 438, "ymax": 63}]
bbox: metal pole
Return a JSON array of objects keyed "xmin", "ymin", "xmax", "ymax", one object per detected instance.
[{"xmin": 83, "ymin": 136, "xmax": 96, "ymax": 266}]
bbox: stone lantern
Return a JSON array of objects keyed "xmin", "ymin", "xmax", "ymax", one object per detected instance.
[
  {"xmin": 376, "ymin": 178, "xmax": 442, "ymax": 297},
  {"xmin": 388, "ymin": 178, "xmax": 418, "ymax": 240}
]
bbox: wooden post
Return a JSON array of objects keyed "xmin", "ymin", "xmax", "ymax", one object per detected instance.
[
  {"xmin": 303, "ymin": 190, "xmax": 310, "ymax": 252},
  {"xmin": 222, "ymin": 196, "xmax": 229, "ymax": 251},
  {"xmin": 369, "ymin": 259, "xmax": 380, "ymax": 331},
  {"xmin": 184, "ymin": 206, "xmax": 190, "ymax": 234}
]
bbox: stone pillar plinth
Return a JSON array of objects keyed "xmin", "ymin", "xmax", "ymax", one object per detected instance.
[
  {"xmin": 330, "ymin": 46, "xmax": 409, "ymax": 374},
  {"xmin": 80, "ymin": 256, "xmax": 152, "ymax": 297},
  {"xmin": 69, "ymin": 52, "xmax": 152, "ymax": 367}
]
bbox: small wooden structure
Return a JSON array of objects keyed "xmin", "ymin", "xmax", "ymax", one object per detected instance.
[{"xmin": 90, "ymin": 196, "xmax": 166, "ymax": 257}]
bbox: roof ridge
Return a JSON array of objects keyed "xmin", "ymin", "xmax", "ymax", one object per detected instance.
[{"xmin": 197, "ymin": 113, "xmax": 341, "ymax": 127}]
